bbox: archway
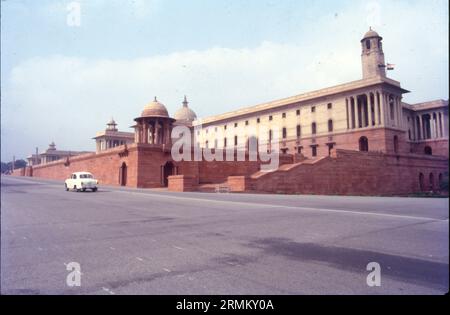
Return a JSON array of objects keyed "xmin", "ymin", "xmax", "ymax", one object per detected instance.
[
  {"xmin": 359, "ymin": 136, "xmax": 369, "ymax": 152},
  {"xmin": 429, "ymin": 173, "xmax": 434, "ymax": 191},
  {"xmin": 393, "ymin": 135, "xmax": 399, "ymax": 153},
  {"xmin": 424, "ymin": 146, "xmax": 432, "ymax": 155},
  {"xmin": 419, "ymin": 173, "xmax": 424, "ymax": 191},
  {"xmin": 163, "ymin": 161, "xmax": 174, "ymax": 187},
  {"xmin": 119, "ymin": 162, "xmax": 127, "ymax": 186}
]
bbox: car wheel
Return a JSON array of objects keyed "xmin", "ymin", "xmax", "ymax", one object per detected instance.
[
  {"xmin": 92, "ymin": 187, "xmax": 98, "ymax": 192},
  {"xmin": 82, "ymin": 188, "xmax": 86, "ymax": 192},
  {"xmin": 74, "ymin": 185, "xmax": 78, "ymax": 192},
  {"xmin": 65, "ymin": 184, "xmax": 69, "ymax": 191}
]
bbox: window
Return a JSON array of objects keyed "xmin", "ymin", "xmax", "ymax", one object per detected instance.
[
  {"xmin": 245, "ymin": 120, "xmax": 249, "ymax": 126},
  {"xmin": 215, "ymin": 127, "xmax": 217, "ymax": 132},
  {"xmin": 282, "ymin": 127, "xmax": 287, "ymax": 139},
  {"xmin": 296, "ymin": 109, "xmax": 300, "ymax": 116},
  {"xmin": 393, "ymin": 135, "xmax": 399, "ymax": 153},
  {"xmin": 327, "ymin": 103, "xmax": 332, "ymax": 109},
  {"xmin": 269, "ymin": 115, "xmax": 273, "ymax": 121},
  {"xmin": 206, "ymin": 128, "xmax": 208, "ymax": 134},
  {"xmin": 297, "ymin": 146, "xmax": 303, "ymax": 154},
  {"xmin": 366, "ymin": 39, "xmax": 371, "ymax": 50},
  {"xmin": 234, "ymin": 123, "xmax": 238, "ymax": 128},
  {"xmin": 312, "ymin": 146, "xmax": 317, "ymax": 157},
  {"xmin": 328, "ymin": 119, "xmax": 333, "ymax": 132},
  {"xmin": 234, "ymin": 135, "xmax": 238, "ymax": 146},
  {"xmin": 224, "ymin": 125, "xmax": 227, "ymax": 130},
  {"xmin": 359, "ymin": 136, "xmax": 369, "ymax": 152},
  {"xmin": 214, "ymin": 139, "xmax": 218, "ymax": 148},
  {"xmin": 205, "ymin": 140, "xmax": 209, "ymax": 149},
  {"xmin": 327, "ymin": 143, "xmax": 334, "ymax": 156},
  {"xmin": 224, "ymin": 138, "xmax": 227, "ymax": 147},
  {"xmin": 257, "ymin": 118, "xmax": 260, "ymax": 123},
  {"xmin": 296, "ymin": 125, "xmax": 301, "ymax": 137},
  {"xmin": 429, "ymin": 173, "xmax": 435, "ymax": 191},
  {"xmin": 282, "ymin": 113, "xmax": 286, "ymax": 118},
  {"xmin": 311, "ymin": 122, "xmax": 317, "ymax": 134},
  {"xmin": 269, "ymin": 130, "xmax": 273, "ymax": 141},
  {"xmin": 311, "ymin": 106, "xmax": 315, "ymax": 113},
  {"xmin": 424, "ymin": 146, "xmax": 432, "ymax": 155}
]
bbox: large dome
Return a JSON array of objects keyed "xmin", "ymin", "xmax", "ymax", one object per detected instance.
[
  {"xmin": 141, "ymin": 97, "xmax": 169, "ymax": 118},
  {"xmin": 362, "ymin": 28, "xmax": 381, "ymax": 40},
  {"xmin": 174, "ymin": 96, "xmax": 197, "ymax": 123}
]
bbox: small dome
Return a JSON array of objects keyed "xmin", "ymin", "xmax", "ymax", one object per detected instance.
[
  {"xmin": 362, "ymin": 28, "xmax": 381, "ymax": 40},
  {"xmin": 141, "ymin": 97, "xmax": 169, "ymax": 118},
  {"xmin": 174, "ymin": 96, "xmax": 197, "ymax": 123}
]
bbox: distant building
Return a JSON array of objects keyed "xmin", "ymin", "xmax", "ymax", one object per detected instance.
[
  {"xmin": 26, "ymin": 142, "xmax": 91, "ymax": 166},
  {"xmin": 93, "ymin": 118, "xmax": 134, "ymax": 152}
]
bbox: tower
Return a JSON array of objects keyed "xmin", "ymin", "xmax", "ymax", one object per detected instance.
[{"xmin": 361, "ymin": 28, "xmax": 386, "ymax": 79}]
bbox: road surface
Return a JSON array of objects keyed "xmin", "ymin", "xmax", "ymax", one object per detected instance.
[{"xmin": 1, "ymin": 175, "xmax": 448, "ymax": 294}]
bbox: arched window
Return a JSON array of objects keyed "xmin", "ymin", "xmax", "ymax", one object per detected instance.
[
  {"xmin": 119, "ymin": 162, "xmax": 127, "ymax": 186},
  {"xmin": 366, "ymin": 39, "xmax": 371, "ymax": 50},
  {"xmin": 359, "ymin": 136, "xmax": 369, "ymax": 152},
  {"xmin": 424, "ymin": 146, "xmax": 432, "ymax": 155},
  {"xmin": 328, "ymin": 119, "xmax": 333, "ymax": 132},
  {"xmin": 429, "ymin": 173, "xmax": 435, "ymax": 191},
  {"xmin": 311, "ymin": 122, "xmax": 317, "ymax": 135},
  {"xmin": 393, "ymin": 135, "xmax": 399, "ymax": 153},
  {"xmin": 419, "ymin": 173, "xmax": 425, "ymax": 191}
]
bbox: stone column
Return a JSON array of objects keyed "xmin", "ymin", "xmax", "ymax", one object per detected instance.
[
  {"xmin": 351, "ymin": 97, "xmax": 356, "ymax": 129},
  {"xmin": 419, "ymin": 114, "xmax": 424, "ymax": 140},
  {"xmin": 346, "ymin": 98, "xmax": 349, "ymax": 129},
  {"xmin": 397, "ymin": 96, "xmax": 403, "ymax": 129},
  {"xmin": 143, "ymin": 122, "xmax": 148, "ymax": 144},
  {"xmin": 380, "ymin": 92, "xmax": 386, "ymax": 127},
  {"xmin": 355, "ymin": 96, "xmax": 360, "ymax": 128},
  {"xmin": 439, "ymin": 112, "xmax": 444, "ymax": 137},
  {"xmin": 429, "ymin": 113, "xmax": 434, "ymax": 139},
  {"xmin": 155, "ymin": 120, "xmax": 160, "ymax": 144},
  {"xmin": 367, "ymin": 93, "xmax": 372, "ymax": 127},
  {"xmin": 378, "ymin": 91, "xmax": 383, "ymax": 126}
]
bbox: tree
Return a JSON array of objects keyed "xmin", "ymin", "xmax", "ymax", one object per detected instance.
[{"xmin": 0, "ymin": 159, "xmax": 27, "ymax": 174}]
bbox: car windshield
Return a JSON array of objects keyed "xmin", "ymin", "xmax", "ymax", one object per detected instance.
[{"xmin": 80, "ymin": 174, "xmax": 93, "ymax": 178}]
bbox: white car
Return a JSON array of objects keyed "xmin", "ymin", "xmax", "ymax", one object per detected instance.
[{"xmin": 65, "ymin": 172, "xmax": 98, "ymax": 192}]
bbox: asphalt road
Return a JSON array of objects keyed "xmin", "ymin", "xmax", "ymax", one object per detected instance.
[{"xmin": 1, "ymin": 175, "xmax": 448, "ymax": 295}]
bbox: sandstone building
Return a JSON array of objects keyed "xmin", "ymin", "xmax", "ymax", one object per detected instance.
[{"xmin": 14, "ymin": 29, "xmax": 449, "ymax": 195}]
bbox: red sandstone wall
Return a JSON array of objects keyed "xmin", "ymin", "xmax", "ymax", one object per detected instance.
[
  {"xmin": 284, "ymin": 127, "xmax": 409, "ymax": 158},
  {"xmin": 410, "ymin": 139, "xmax": 449, "ymax": 158},
  {"xmin": 238, "ymin": 149, "xmax": 448, "ymax": 195},
  {"xmin": 32, "ymin": 145, "xmax": 139, "ymax": 187}
]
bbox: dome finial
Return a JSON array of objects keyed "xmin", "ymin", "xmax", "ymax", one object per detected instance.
[
  {"xmin": 154, "ymin": 96, "xmax": 157, "ymax": 102},
  {"xmin": 183, "ymin": 95, "xmax": 188, "ymax": 107},
  {"xmin": 369, "ymin": 26, "xmax": 372, "ymax": 31}
]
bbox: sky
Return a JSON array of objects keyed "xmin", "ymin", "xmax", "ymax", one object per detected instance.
[{"xmin": 1, "ymin": 0, "xmax": 448, "ymax": 161}]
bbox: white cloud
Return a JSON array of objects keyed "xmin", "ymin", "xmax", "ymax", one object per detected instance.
[{"xmin": 1, "ymin": 0, "xmax": 448, "ymax": 160}]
